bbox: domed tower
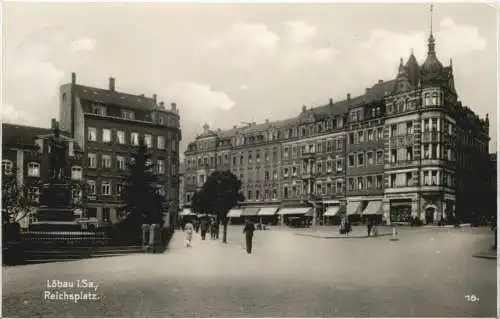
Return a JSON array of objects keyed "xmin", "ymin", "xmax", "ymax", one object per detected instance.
[{"xmin": 421, "ymin": 5, "xmax": 445, "ymax": 84}]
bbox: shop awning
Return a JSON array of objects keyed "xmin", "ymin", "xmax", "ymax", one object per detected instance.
[
  {"xmin": 363, "ymin": 201, "xmax": 383, "ymax": 215},
  {"xmin": 240, "ymin": 207, "xmax": 260, "ymax": 216},
  {"xmin": 277, "ymin": 207, "xmax": 312, "ymax": 215},
  {"xmin": 227, "ymin": 209, "xmax": 242, "ymax": 218},
  {"xmin": 257, "ymin": 207, "xmax": 278, "ymax": 216},
  {"xmin": 180, "ymin": 208, "xmax": 195, "ymax": 216},
  {"xmin": 346, "ymin": 202, "xmax": 362, "ymax": 215},
  {"xmin": 324, "ymin": 206, "xmax": 340, "ymax": 216}
]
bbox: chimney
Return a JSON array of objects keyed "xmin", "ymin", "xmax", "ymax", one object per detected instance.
[
  {"xmin": 160, "ymin": 101, "xmax": 165, "ymax": 108},
  {"xmin": 171, "ymin": 102, "xmax": 177, "ymax": 111},
  {"xmin": 153, "ymin": 94, "xmax": 157, "ymax": 103},
  {"xmin": 71, "ymin": 72, "xmax": 76, "ymax": 85},
  {"xmin": 365, "ymin": 88, "xmax": 371, "ymax": 94},
  {"xmin": 51, "ymin": 118, "xmax": 57, "ymax": 129},
  {"xmin": 346, "ymin": 93, "xmax": 351, "ymax": 101},
  {"xmin": 302, "ymin": 105, "xmax": 307, "ymax": 112},
  {"xmin": 233, "ymin": 125, "xmax": 237, "ymax": 129},
  {"xmin": 109, "ymin": 77, "xmax": 116, "ymax": 91},
  {"xmin": 378, "ymin": 79, "xmax": 383, "ymax": 84},
  {"xmin": 265, "ymin": 119, "xmax": 269, "ymax": 124},
  {"xmin": 329, "ymin": 98, "xmax": 333, "ymax": 105}
]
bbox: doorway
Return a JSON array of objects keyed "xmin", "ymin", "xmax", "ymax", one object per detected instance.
[{"xmin": 425, "ymin": 207, "xmax": 435, "ymax": 224}]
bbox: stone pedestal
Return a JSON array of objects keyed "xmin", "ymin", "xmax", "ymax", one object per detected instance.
[{"xmin": 30, "ymin": 182, "xmax": 80, "ymax": 231}]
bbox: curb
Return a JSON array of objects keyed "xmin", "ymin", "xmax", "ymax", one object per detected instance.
[
  {"xmin": 472, "ymin": 252, "xmax": 497, "ymax": 260},
  {"xmin": 294, "ymin": 233, "xmax": 393, "ymax": 239}
]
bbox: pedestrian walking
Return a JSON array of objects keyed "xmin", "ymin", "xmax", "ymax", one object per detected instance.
[
  {"xmin": 367, "ymin": 220, "xmax": 373, "ymax": 237},
  {"xmin": 200, "ymin": 218, "xmax": 208, "ymax": 240},
  {"xmin": 210, "ymin": 219, "xmax": 217, "ymax": 239},
  {"xmin": 185, "ymin": 222, "xmax": 194, "ymax": 248},
  {"xmin": 243, "ymin": 219, "xmax": 256, "ymax": 254}
]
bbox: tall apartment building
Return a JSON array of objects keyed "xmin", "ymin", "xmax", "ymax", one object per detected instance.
[
  {"xmin": 183, "ymin": 28, "xmax": 490, "ymax": 225},
  {"xmin": 58, "ymin": 73, "xmax": 181, "ymax": 226},
  {"xmin": 2, "ymin": 121, "xmax": 85, "ymax": 227}
]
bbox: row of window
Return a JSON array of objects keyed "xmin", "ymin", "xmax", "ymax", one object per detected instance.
[
  {"xmin": 87, "ymin": 180, "xmax": 123, "ymax": 196},
  {"xmin": 87, "ymin": 127, "xmax": 176, "ymax": 151},
  {"xmin": 347, "ymin": 175, "xmax": 384, "ymax": 191},
  {"xmin": 284, "ymin": 140, "xmax": 344, "ymax": 158},
  {"xmin": 387, "ymin": 170, "xmax": 456, "ymax": 188},
  {"xmin": 348, "ymin": 127, "xmax": 384, "ymax": 144},
  {"xmin": 347, "ymin": 150, "xmax": 384, "ymax": 167},
  {"xmin": 2, "ymin": 160, "xmax": 83, "ymax": 180},
  {"xmin": 90, "ymin": 103, "xmax": 172, "ymax": 126},
  {"xmin": 87, "ymin": 153, "xmax": 173, "ymax": 175}
]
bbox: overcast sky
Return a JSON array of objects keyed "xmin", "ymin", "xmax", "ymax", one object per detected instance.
[{"xmin": 4, "ymin": 2, "xmax": 497, "ymax": 155}]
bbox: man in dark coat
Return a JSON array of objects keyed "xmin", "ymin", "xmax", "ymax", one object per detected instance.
[
  {"xmin": 243, "ymin": 219, "xmax": 256, "ymax": 254},
  {"xmin": 200, "ymin": 218, "xmax": 208, "ymax": 240}
]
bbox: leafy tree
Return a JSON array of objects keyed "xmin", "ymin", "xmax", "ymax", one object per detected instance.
[
  {"xmin": 118, "ymin": 138, "xmax": 165, "ymax": 235},
  {"xmin": 2, "ymin": 166, "xmax": 36, "ymax": 225},
  {"xmin": 192, "ymin": 170, "xmax": 244, "ymax": 243}
]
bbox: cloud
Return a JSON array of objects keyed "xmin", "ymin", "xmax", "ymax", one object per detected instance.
[
  {"xmin": 1, "ymin": 104, "xmax": 34, "ymax": 124},
  {"xmin": 6, "ymin": 30, "xmax": 97, "ymax": 127},
  {"xmin": 166, "ymin": 82, "xmax": 235, "ymax": 113},
  {"xmin": 201, "ymin": 22, "xmax": 280, "ymax": 67},
  {"xmin": 334, "ymin": 17, "xmax": 488, "ymax": 93},
  {"xmin": 69, "ymin": 37, "xmax": 97, "ymax": 52},
  {"xmin": 285, "ymin": 21, "xmax": 317, "ymax": 44}
]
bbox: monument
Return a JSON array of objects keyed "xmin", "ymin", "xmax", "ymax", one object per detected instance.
[{"xmin": 29, "ymin": 124, "xmax": 81, "ymax": 232}]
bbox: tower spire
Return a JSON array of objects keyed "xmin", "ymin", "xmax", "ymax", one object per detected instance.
[
  {"xmin": 430, "ymin": 4, "xmax": 434, "ymax": 35},
  {"xmin": 427, "ymin": 4, "xmax": 436, "ymax": 55}
]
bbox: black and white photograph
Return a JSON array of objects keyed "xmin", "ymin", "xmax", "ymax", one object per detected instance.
[{"xmin": 1, "ymin": 1, "xmax": 497, "ymax": 318}]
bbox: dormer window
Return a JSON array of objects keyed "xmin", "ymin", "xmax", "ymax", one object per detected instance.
[
  {"xmin": 91, "ymin": 104, "xmax": 107, "ymax": 116},
  {"xmin": 424, "ymin": 93, "xmax": 431, "ymax": 106},
  {"xmin": 122, "ymin": 110, "xmax": 135, "ymax": 120},
  {"xmin": 159, "ymin": 115, "xmax": 164, "ymax": 125},
  {"xmin": 71, "ymin": 166, "xmax": 83, "ymax": 180}
]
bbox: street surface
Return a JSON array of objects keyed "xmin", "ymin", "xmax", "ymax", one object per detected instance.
[{"xmin": 2, "ymin": 226, "xmax": 497, "ymax": 317}]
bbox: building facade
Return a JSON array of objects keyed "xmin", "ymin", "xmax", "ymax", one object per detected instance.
[
  {"xmin": 183, "ymin": 29, "xmax": 490, "ymax": 225},
  {"xmin": 2, "ymin": 121, "xmax": 85, "ymax": 227},
  {"xmin": 58, "ymin": 73, "xmax": 181, "ymax": 226}
]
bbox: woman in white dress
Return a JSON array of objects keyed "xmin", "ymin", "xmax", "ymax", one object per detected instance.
[{"xmin": 185, "ymin": 222, "xmax": 194, "ymax": 247}]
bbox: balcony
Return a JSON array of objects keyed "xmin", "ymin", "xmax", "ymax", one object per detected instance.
[
  {"xmin": 300, "ymin": 151, "xmax": 317, "ymax": 160},
  {"xmin": 385, "ymin": 160, "xmax": 418, "ymax": 170},
  {"xmin": 301, "ymin": 171, "xmax": 319, "ymax": 179}
]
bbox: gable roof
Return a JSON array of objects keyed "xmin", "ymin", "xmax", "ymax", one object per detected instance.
[
  {"xmin": 1, "ymin": 123, "xmax": 83, "ymax": 151},
  {"xmin": 75, "ymin": 85, "xmax": 168, "ymax": 112},
  {"xmin": 2, "ymin": 124, "xmax": 52, "ymax": 148}
]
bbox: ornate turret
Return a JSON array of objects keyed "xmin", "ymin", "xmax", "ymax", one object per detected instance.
[
  {"xmin": 421, "ymin": 5, "xmax": 444, "ymax": 77},
  {"xmin": 405, "ymin": 49, "xmax": 421, "ymax": 87},
  {"xmin": 394, "ymin": 57, "xmax": 411, "ymax": 93}
]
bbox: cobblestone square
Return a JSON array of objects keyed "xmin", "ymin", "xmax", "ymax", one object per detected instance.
[{"xmin": 2, "ymin": 227, "xmax": 496, "ymax": 317}]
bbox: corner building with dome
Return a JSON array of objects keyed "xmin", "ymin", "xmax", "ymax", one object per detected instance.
[{"xmin": 182, "ymin": 28, "xmax": 491, "ymax": 226}]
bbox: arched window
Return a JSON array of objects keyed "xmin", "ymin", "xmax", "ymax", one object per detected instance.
[
  {"xmin": 283, "ymin": 186, "xmax": 289, "ymax": 198},
  {"xmin": 424, "ymin": 93, "xmax": 431, "ymax": 106},
  {"xmin": 432, "ymin": 92, "xmax": 439, "ymax": 105},
  {"xmin": 2, "ymin": 159, "xmax": 13, "ymax": 175},
  {"xmin": 27, "ymin": 162, "xmax": 40, "ymax": 177}
]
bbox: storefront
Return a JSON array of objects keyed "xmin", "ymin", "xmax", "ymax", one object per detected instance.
[
  {"xmin": 240, "ymin": 207, "xmax": 260, "ymax": 223},
  {"xmin": 277, "ymin": 207, "xmax": 312, "ymax": 227},
  {"xmin": 362, "ymin": 200, "xmax": 383, "ymax": 224},
  {"xmin": 390, "ymin": 199, "xmax": 412, "ymax": 223},
  {"xmin": 256, "ymin": 207, "xmax": 279, "ymax": 225},
  {"xmin": 346, "ymin": 201, "xmax": 364, "ymax": 224}
]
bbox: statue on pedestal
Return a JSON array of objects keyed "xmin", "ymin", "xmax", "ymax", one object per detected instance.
[{"xmin": 48, "ymin": 125, "xmax": 67, "ymax": 182}]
